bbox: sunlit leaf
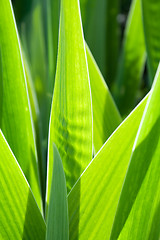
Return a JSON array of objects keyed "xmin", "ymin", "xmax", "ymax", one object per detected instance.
[
  {"xmin": 0, "ymin": 130, "xmax": 45, "ymax": 239},
  {"xmin": 68, "ymin": 92, "xmax": 149, "ymax": 239},
  {"xmin": 46, "ymin": 0, "xmax": 92, "ymax": 205},
  {"xmin": 110, "ymin": 64, "xmax": 160, "ymax": 240},
  {"xmin": 0, "ymin": 0, "xmax": 42, "ymax": 210}
]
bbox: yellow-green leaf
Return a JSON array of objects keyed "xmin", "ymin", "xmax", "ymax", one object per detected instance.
[
  {"xmin": 110, "ymin": 64, "xmax": 160, "ymax": 240},
  {"xmin": 68, "ymin": 93, "xmax": 149, "ymax": 239},
  {"xmin": 0, "ymin": 130, "xmax": 45, "ymax": 239},
  {"xmin": 46, "ymin": 0, "xmax": 92, "ymax": 205},
  {"xmin": 0, "ymin": 0, "xmax": 42, "ymax": 210}
]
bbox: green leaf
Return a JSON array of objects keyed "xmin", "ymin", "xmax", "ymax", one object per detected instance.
[
  {"xmin": 68, "ymin": 91, "xmax": 149, "ymax": 239},
  {"xmin": 142, "ymin": 0, "xmax": 160, "ymax": 82},
  {"xmin": 110, "ymin": 65, "xmax": 160, "ymax": 240},
  {"xmin": 23, "ymin": 49, "xmax": 46, "ymax": 209},
  {"xmin": 86, "ymin": 44, "xmax": 122, "ymax": 153},
  {"xmin": 0, "ymin": 0, "xmax": 42, "ymax": 210},
  {"xmin": 45, "ymin": 0, "xmax": 60, "ymax": 90},
  {"xmin": 0, "ymin": 130, "xmax": 45, "ymax": 239},
  {"xmin": 20, "ymin": 3, "xmax": 49, "ymax": 152},
  {"xmin": 114, "ymin": 0, "xmax": 146, "ymax": 115},
  {"xmin": 82, "ymin": 0, "xmax": 120, "ymax": 85},
  {"xmin": 43, "ymin": 0, "xmax": 121, "ymax": 154},
  {"xmin": 46, "ymin": 0, "xmax": 92, "ymax": 205},
  {"xmin": 12, "ymin": 0, "xmax": 33, "ymax": 22},
  {"xmin": 46, "ymin": 143, "xmax": 69, "ymax": 240}
]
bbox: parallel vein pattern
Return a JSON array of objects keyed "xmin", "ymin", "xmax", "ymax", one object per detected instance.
[
  {"xmin": 0, "ymin": 0, "xmax": 41, "ymax": 210},
  {"xmin": 110, "ymin": 64, "xmax": 160, "ymax": 240},
  {"xmin": 46, "ymin": 0, "xmax": 92, "ymax": 204},
  {"xmin": 68, "ymin": 93, "xmax": 149, "ymax": 239},
  {"xmin": 0, "ymin": 130, "xmax": 45, "ymax": 240}
]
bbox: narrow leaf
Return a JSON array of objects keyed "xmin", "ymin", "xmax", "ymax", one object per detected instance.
[
  {"xmin": 110, "ymin": 64, "xmax": 160, "ymax": 240},
  {"xmin": 46, "ymin": 143, "xmax": 69, "ymax": 240},
  {"xmin": 43, "ymin": 0, "xmax": 121, "ymax": 154},
  {"xmin": 23, "ymin": 49, "xmax": 46, "ymax": 209},
  {"xmin": 0, "ymin": 0, "xmax": 42, "ymax": 210},
  {"xmin": 45, "ymin": 0, "xmax": 60, "ymax": 90},
  {"xmin": 114, "ymin": 0, "xmax": 146, "ymax": 115},
  {"xmin": 83, "ymin": 0, "xmax": 120, "ymax": 85},
  {"xmin": 142, "ymin": 0, "xmax": 160, "ymax": 82},
  {"xmin": 68, "ymin": 92, "xmax": 149, "ymax": 239},
  {"xmin": 86, "ymin": 44, "xmax": 121, "ymax": 153},
  {"xmin": 46, "ymin": 0, "xmax": 92, "ymax": 206},
  {"xmin": 0, "ymin": 130, "xmax": 45, "ymax": 239},
  {"xmin": 20, "ymin": 3, "xmax": 49, "ymax": 151}
]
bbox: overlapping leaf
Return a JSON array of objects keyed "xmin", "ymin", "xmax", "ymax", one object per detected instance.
[
  {"xmin": 46, "ymin": 144, "xmax": 69, "ymax": 240},
  {"xmin": 0, "ymin": 0, "xmax": 42, "ymax": 210},
  {"xmin": 45, "ymin": 0, "xmax": 60, "ymax": 90},
  {"xmin": 110, "ymin": 64, "xmax": 160, "ymax": 240},
  {"xmin": 86, "ymin": 44, "xmax": 121, "ymax": 153},
  {"xmin": 23, "ymin": 50, "xmax": 46, "ymax": 207},
  {"xmin": 21, "ymin": 3, "xmax": 50, "ymax": 157},
  {"xmin": 142, "ymin": 0, "xmax": 160, "ymax": 82},
  {"xmin": 0, "ymin": 130, "xmax": 45, "ymax": 239},
  {"xmin": 114, "ymin": 0, "xmax": 146, "ymax": 115},
  {"xmin": 46, "ymin": 0, "xmax": 92, "ymax": 205},
  {"xmin": 68, "ymin": 92, "xmax": 149, "ymax": 239},
  {"xmin": 82, "ymin": 0, "xmax": 120, "ymax": 85}
]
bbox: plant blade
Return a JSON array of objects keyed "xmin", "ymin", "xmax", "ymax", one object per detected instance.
[
  {"xmin": 142, "ymin": 0, "xmax": 160, "ymax": 82},
  {"xmin": 46, "ymin": 143, "xmax": 69, "ymax": 240},
  {"xmin": 114, "ymin": 0, "xmax": 146, "ymax": 115},
  {"xmin": 46, "ymin": 0, "xmax": 92, "ymax": 205},
  {"xmin": 86, "ymin": 44, "xmax": 121, "ymax": 153},
  {"xmin": 68, "ymin": 92, "xmax": 149, "ymax": 239},
  {"xmin": 0, "ymin": 130, "xmax": 45, "ymax": 239},
  {"xmin": 0, "ymin": 0, "xmax": 42, "ymax": 210},
  {"xmin": 82, "ymin": 0, "xmax": 120, "ymax": 86},
  {"xmin": 110, "ymin": 64, "xmax": 160, "ymax": 240}
]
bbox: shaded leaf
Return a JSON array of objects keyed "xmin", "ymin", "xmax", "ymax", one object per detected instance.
[
  {"xmin": 82, "ymin": 0, "xmax": 120, "ymax": 86},
  {"xmin": 86, "ymin": 44, "xmax": 121, "ymax": 153},
  {"xmin": 45, "ymin": 0, "xmax": 60, "ymax": 91},
  {"xmin": 23, "ymin": 49, "xmax": 46, "ymax": 209},
  {"xmin": 142, "ymin": 0, "xmax": 160, "ymax": 82},
  {"xmin": 114, "ymin": 0, "xmax": 146, "ymax": 115},
  {"xmin": 46, "ymin": 143, "xmax": 69, "ymax": 240}
]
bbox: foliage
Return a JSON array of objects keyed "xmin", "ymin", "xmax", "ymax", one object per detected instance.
[{"xmin": 0, "ymin": 0, "xmax": 160, "ymax": 239}]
